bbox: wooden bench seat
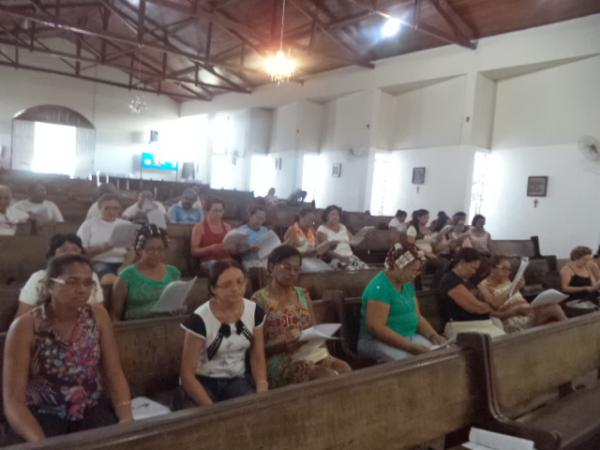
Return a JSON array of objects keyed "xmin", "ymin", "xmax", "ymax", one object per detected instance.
[{"xmin": 457, "ymin": 312, "xmax": 600, "ymax": 450}]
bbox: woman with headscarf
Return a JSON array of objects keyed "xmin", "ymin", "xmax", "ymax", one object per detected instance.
[{"xmin": 357, "ymin": 243, "xmax": 446, "ymax": 361}]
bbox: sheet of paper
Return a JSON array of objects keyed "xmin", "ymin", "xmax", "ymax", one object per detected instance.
[
  {"xmin": 131, "ymin": 396, "xmax": 171, "ymax": 421},
  {"xmin": 465, "ymin": 427, "xmax": 534, "ymax": 450},
  {"xmin": 256, "ymin": 230, "xmax": 282, "ymax": 260},
  {"xmin": 508, "ymin": 256, "xmax": 529, "ymax": 297},
  {"xmin": 349, "ymin": 226, "xmax": 374, "ymax": 247},
  {"xmin": 531, "ymin": 288, "xmax": 568, "ymax": 307},
  {"xmin": 108, "ymin": 221, "xmax": 140, "ymax": 248},
  {"xmin": 145, "ymin": 208, "xmax": 167, "ymax": 229},
  {"xmin": 151, "ymin": 277, "xmax": 197, "ymax": 313},
  {"xmin": 299, "ymin": 323, "xmax": 341, "ymax": 342},
  {"xmin": 429, "ymin": 337, "xmax": 456, "ymax": 350},
  {"xmin": 223, "ymin": 228, "xmax": 248, "ymax": 251}
]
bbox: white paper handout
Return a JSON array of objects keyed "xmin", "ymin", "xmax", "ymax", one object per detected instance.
[
  {"xmin": 508, "ymin": 257, "xmax": 529, "ymax": 297},
  {"xmin": 108, "ymin": 221, "xmax": 140, "ymax": 248},
  {"xmin": 145, "ymin": 207, "xmax": 167, "ymax": 229},
  {"xmin": 151, "ymin": 277, "xmax": 197, "ymax": 313},
  {"xmin": 256, "ymin": 230, "xmax": 282, "ymax": 260},
  {"xmin": 462, "ymin": 427, "xmax": 535, "ymax": 450},
  {"xmin": 299, "ymin": 323, "xmax": 341, "ymax": 342},
  {"xmin": 349, "ymin": 226, "xmax": 375, "ymax": 247},
  {"xmin": 223, "ymin": 228, "xmax": 248, "ymax": 251},
  {"xmin": 131, "ymin": 396, "xmax": 171, "ymax": 421},
  {"xmin": 530, "ymin": 289, "xmax": 568, "ymax": 307}
]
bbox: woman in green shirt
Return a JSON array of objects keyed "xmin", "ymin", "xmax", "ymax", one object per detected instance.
[
  {"xmin": 111, "ymin": 224, "xmax": 180, "ymax": 320},
  {"xmin": 358, "ymin": 242, "xmax": 446, "ymax": 361}
]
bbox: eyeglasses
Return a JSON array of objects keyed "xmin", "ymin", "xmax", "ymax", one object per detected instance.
[
  {"xmin": 278, "ymin": 263, "xmax": 302, "ymax": 273},
  {"xmin": 144, "ymin": 246, "xmax": 166, "ymax": 254},
  {"xmin": 215, "ymin": 279, "xmax": 246, "ymax": 290},
  {"xmin": 51, "ymin": 277, "xmax": 96, "ymax": 289}
]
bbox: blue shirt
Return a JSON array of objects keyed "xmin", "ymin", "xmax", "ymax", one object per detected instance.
[
  {"xmin": 168, "ymin": 202, "xmax": 203, "ymax": 224},
  {"xmin": 241, "ymin": 224, "xmax": 268, "ymax": 262}
]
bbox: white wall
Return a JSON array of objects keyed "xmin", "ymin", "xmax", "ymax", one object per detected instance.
[{"xmin": 481, "ymin": 145, "xmax": 600, "ymax": 257}]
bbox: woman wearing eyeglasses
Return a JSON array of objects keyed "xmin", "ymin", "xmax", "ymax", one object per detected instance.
[
  {"xmin": 111, "ymin": 224, "xmax": 180, "ymax": 321},
  {"xmin": 179, "ymin": 260, "xmax": 267, "ymax": 405},
  {"xmin": 478, "ymin": 255, "xmax": 566, "ymax": 333},
  {"xmin": 251, "ymin": 245, "xmax": 351, "ymax": 388},
  {"xmin": 15, "ymin": 234, "xmax": 104, "ymax": 319},
  {"xmin": 3, "ymin": 254, "xmax": 132, "ymax": 443}
]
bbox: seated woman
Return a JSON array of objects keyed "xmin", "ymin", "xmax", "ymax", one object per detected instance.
[
  {"xmin": 357, "ymin": 243, "xmax": 446, "ymax": 361},
  {"xmin": 3, "ymin": 254, "xmax": 132, "ymax": 443},
  {"xmin": 406, "ymin": 209, "xmax": 436, "ymax": 259},
  {"xmin": 251, "ymin": 245, "xmax": 351, "ymax": 387},
  {"xmin": 179, "ymin": 260, "xmax": 267, "ymax": 405},
  {"xmin": 0, "ymin": 184, "xmax": 29, "ymax": 236},
  {"xmin": 467, "ymin": 214, "xmax": 493, "ymax": 256},
  {"xmin": 283, "ymin": 208, "xmax": 333, "ymax": 272},
  {"xmin": 439, "ymin": 248, "xmax": 505, "ymax": 339},
  {"xmin": 433, "ymin": 211, "xmax": 471, "ymax": 257},
  {"xmin": 478, "ymin": 256, "xmax": 566, "ymax": 333},
  {"xmin": 15, "ymin": 234, "xmax": 104, "ymax": 319},
  {"xmin": 316, "ymin": 205, "xmax": 368, "ymax": 271},
  {"xmin": 111, "ymin": 224, "xmax": 181, "ymax": 320},
  {"xmin": 190, "ymin": 198, "xmax": 231, "ymax": 272},
  {"xmin": 77, "ymin": 193, "xmax": 131, "ymax": 282},
  {"xmin": 234, "ymin": 206, "xmax": 270, "ymax": 270},
  {"xmin": 560, "ymin": 246, "xmax": 600, "ymax": 302},
  {"xmin": 388, "ymin": 209, "xmax": 407, "ymax": 233}
]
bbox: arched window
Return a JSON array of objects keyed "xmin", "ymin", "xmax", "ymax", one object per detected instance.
[{"xmin": 11, "ymin": 105, "xmax": 95, "ymax": 178}]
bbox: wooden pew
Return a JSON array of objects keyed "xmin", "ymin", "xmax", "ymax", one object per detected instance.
[
  {"xmin": 491, "ymin": 236, "xmax": 541, "ymax": 258},
  {"xmin": 457, "ymin": 313, "xmax": 600, "ymax": 450},
  {"xmin": 342, "ymin": 212, "xmax": 391, "ymax": 234},
  {"xmin": 13, "ymin": 347, "xmax": 477, "ymax": 450},
  {"xmin": 297, "ymin": 269, "xmax": 379, "ymax": 300},
  {"xmin": 0, "ymin": 236, "xmax": 47, "ymax": 285},
  {"xmin": 0, "ymin": 287, "xmax": 19, "ymax": 332}
]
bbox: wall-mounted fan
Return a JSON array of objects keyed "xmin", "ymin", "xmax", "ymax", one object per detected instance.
[{"xmin": 578, "ymin": 135, "xmax": 600, "ymax": 162}]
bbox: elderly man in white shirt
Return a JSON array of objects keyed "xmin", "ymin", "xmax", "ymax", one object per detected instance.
[
  {"xmin": 13, "ymin": 183, "xmax": 64, "ymax": 223},
  {"xmin": 0, "ymin": 185, "xmax": 29, "ymax": 236}
]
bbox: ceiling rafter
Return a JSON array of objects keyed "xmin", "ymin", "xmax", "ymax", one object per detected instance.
[{"xmin": 0, "ymin": 3, "xmax": 254, "ymax": 94}]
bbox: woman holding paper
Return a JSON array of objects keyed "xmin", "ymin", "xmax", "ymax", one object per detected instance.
[
  {"xmin": 111, "ymin": 224, "xmax": 180, "ymax": 320},
  {"xmin": 4, "ymin": 254, "xmax": 132, "ymax": 443},
  {"xmin": 439, "ymin": 248, "xmax": 505, "ymax": 339},
  {"xmin": 251, "ymin": 245, "xmax": 351, "ymax": 387},
  {"xmin": 180, "ymin": 260, "xmax": 267, "ymax": 404},
  {"xmin": 479, "ymin": 256, "xmax": 566, "ymax": 333},
  {"xmin": 316, "ymin": 205, "xmax": 368, "ymax": 271},
  {"xmin": 284, "ymin": 208, "xmax": 333, "ymax": 272},
  {"xmin": 234, "ymin": 206, "xmax": 271, "ymax": 269},
  {"xmin": 77, "ymin": 194, "xmax": 131, "ymax": 282},
  {"xmin": 357, "ymin": 243, "xmax": 446, "ymax": 361},
  {"xmin": 190, "ymin": 199, "xmax": 231, "ymax": 271}
]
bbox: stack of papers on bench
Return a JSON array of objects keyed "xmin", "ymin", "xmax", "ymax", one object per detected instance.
[{"xmin": 463, "ymin": 427, "xmax": 535, "ymax": 450}]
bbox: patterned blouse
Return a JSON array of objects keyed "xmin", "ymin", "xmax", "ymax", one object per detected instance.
[{"xmin": 26, "ymin": 305, "xmax": 103, "ymax": 421}]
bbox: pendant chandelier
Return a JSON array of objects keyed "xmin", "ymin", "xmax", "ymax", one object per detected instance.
[
  {"xmin": 129, "ymin": 58, "xmax": 148, "ymax": 114},
  {"xmin": 265, "ymin": 0, "xmax": 297, "ymax": 84}
]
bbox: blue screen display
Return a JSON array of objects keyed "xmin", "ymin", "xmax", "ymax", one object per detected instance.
[{"xmin": 141, "ymin": 152, "xmax": 178, "ymax": 171}]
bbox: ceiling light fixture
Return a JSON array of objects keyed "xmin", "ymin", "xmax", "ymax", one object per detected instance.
[
  {"xmin": 381, "ymin": 17, "xmax": 402, "ymax": 38},
  {"xmin": 265, "ymin": 0, "xmax": 297, "ymax": 84}
]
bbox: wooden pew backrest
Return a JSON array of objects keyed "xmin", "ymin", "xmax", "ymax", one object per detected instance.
[
  {"xmin": 491, "ymin": 313, "xmax": 600, "ymax": 417},
  {"xmin": 24, "ymin": 348, "xmax": 477, "ymax": 450},
  {"xmin": 0, "ymin": 236, "xmax": 47, "ymax": 284},
  {"xmin": 298, "ymin": 269, "xmax": 378, "ymax": 299}
]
